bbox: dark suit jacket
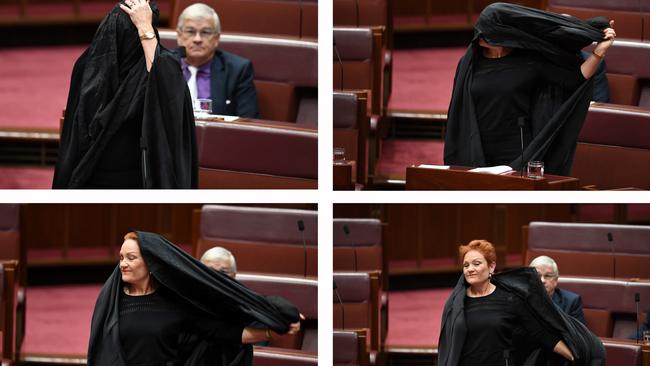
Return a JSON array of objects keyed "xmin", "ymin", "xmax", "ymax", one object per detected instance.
[
  {"xmin": 175, "ymin": 48, "xmax": 259, "ymax": 118},
  {"xmin": 552, "ymin": 287, "xmax": 587, "ymax": 325},
  {"xmin": 208, "ymin": 49, "xmax": 259, "ymax": 118}
]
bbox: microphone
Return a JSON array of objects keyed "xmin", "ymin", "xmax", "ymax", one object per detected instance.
[
  {"xmin": 517, "ymin": 116, "xmax": 526, "ymax": 177},
  {"xmin": 355, "ymin": 0, "xmax": 360, "ymax": 27},
  {"xmin": 334, "ymin": 280, "xmax": 345, "ymax": 329},
  {"xmin": 298, "ymin": 220, "xmax": 307, "ymax": 277},
  {"xmin": 342, "ymin": 225, "xmax": 357, "ymax": 271},
  {"xmin": 298, "ymin": 0, "xmax": 303, "ymax": 39},
  {"xmin": 334, "ymin": 37, "xmax": 344, "ymax": 90},
  {"xmin": 634, "ymin": 292, "xmax": 641, "ymax": 344},
  {"xmin": 607, "ymin": 232, "xmax": 615, "ymax": 277}
]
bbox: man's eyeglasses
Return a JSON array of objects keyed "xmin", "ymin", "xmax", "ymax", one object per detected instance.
[
  {"xmin": 538, "ymin": 273, "xmax": 557, "ymax": 280},
  {"xmin": 181, "ymin": 28, "xmax": 217, "ymax": 39}
]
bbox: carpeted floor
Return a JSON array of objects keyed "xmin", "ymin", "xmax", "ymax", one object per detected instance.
[
  {"xmin": 0, "ymin": 166, "xmax": 54, "ymax": 189},
  {"xmin": 384, "ymin": 288, "xmax": 452, "ymax": 349},
  {"xmin": 388, "ymin": 47, "xmax": 465, "ymax": 113},
  {"xmin": 375, "ymin": 139, "xmax": 445, "ymax": 179},
  {"xmin": 23, "ymin": 284, "xmax": 101, "ymax": 355},
  {"xmin": 0, "ymin": 45, "xmax": 86, "ymax": 130}
]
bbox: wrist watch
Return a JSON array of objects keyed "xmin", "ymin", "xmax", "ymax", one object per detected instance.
[{"xmin": 140, "ymin": 31, "xmax": 155, "ymax": 40}]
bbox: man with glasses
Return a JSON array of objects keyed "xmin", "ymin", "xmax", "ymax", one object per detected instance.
[
  {"xmin": 530, "ymin": 255, "xmax": 586, "ymax": 325},
  {"xmin": 201, "ymin": 246, "xmax": 237, "ymax": 278},
  {"xmin": 176, "ymin": 3, "xmax": 259, "ymax": 118}
]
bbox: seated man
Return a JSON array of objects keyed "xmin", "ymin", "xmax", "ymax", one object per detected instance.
[
  {"xmin": 176, "ymin": 3, "xmax": 259, "ymax": 118},
  {"xmin": 530, "ymin": 255, "xmax": 586, "ymax": 324},
  {"xmin": 200, "ymin": 246, "xmax": 237, "ymax": 278}
]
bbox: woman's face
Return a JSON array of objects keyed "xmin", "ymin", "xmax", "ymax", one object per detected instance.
[
  {"xmin": 119, "ymin": 239, "xmax": 149, "ymax": 284},
  {"xmin": 463, "ymin": 249, "xmax": 495, "ymax": 286},
  {"xmin": 478, "ymin": 37, "xmax": 503, "ymax": 51}
]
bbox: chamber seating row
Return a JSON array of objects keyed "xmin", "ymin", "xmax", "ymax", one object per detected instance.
[
  {"xmin": 194, "ymin": 120, "xmax": 317, "ymax": 189},
  {"xmin": 193, "ymin": 205, "xmax": 317, "ymax": 278},
  {"xmin": 548, "ymin": 0, "xmax": 650, "ymax": 41},
  {"xmin": 524, "ymin": 221, "xmax": 650, "ymax": 278},
  {"xmin": 574, "ymin": 103, "xmax": 650, "ymax": 190},
  {"xmin": 333, "ymin": 271, "xmax": 382, "ymax": 358},
  {"xmin": 333, "ymin": 91, "xmax": 370, "ymax": 189},
  {"xmin": 169, "ymin": 0, "xmax": 316, "ymax": 39},
  {"xmin": 559, "ymin": 276, "xmax": 650, "ymax": 340},
  {"xmin": 238, "ymin": 274, "xmax": 317, "ymax": 354},
  {"xmin": 158, "ymin": 31, "xmax": 318, "ymax": 126},
  {"xmin": 333, "ymin": 329, "xmax": 370, "ymax": 366}
]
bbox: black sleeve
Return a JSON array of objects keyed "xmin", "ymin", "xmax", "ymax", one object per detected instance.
[
  {"xmin": 517, "ymin": 298, "xmax": 561, "ymax": 351},
  {"xmin": 535, "ymin": 56, "xmax": 585, "ymax": 91},
  {"xmin": 191, "ymin": 314, "xmax": 246, "ymax": 343}
]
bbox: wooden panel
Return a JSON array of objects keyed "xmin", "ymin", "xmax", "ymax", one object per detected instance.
[{"xmin": 336, "ymin": 204, "xmax": 575, "ymax": 266}]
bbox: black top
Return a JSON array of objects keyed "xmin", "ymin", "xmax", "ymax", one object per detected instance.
[
  {"xmin": 119, "ymin": 287, "xmax": 244, "ymax": 366},
  {"xmin": 471, "ymin": 49, "xmax": 584, "ymax": 166},
  {"xmin": 460, "ymin": 286, "xmax": 560, "ymax": 366}
]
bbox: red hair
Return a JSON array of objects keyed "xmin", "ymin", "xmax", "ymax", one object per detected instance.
[
  {"xmin": 124, "ymin": 232, "xmax": 139, "ymax": 242},
  {"xmin": 458, "ymin": 239, "xmax": 497, "ymax": 265}
]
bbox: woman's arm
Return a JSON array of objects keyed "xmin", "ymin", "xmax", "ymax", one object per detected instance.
[
  {"xmin": 241, "ymin": 315, "xmax": 304, "ymax": 344},
  {"xmin": 580, "ymin": 20, "xmax": 616, "ymax": 79},
  {"xmin": 119, "ymin": 0, "xmax": 157, "ymax": 71},
  {"xmin": 553, "ymin": 340, "xmax": 575, "ymax": 362}
]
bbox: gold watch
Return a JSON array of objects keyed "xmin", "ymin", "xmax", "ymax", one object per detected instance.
[{"xmin": 140, "ymin": 31, "xmax": 155, "ymax": 40}]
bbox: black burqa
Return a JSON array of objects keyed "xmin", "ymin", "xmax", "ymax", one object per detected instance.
[
  {"xmin": 438, "ymin": 267, "xmax": 605, "ymax": 366},
  {"xmin": 87, "ymin": 231, "xmax": 300, "ymax": 366},
  {"xmin": 443, "ymin": 3, "xmax": 609, "ymax": 175},
  {"xmin": 53, "ymin": 2, "xmax": 197, "ymax": 189}
]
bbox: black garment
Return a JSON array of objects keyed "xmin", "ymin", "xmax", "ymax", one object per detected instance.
[
  {"xmin": 119, "ymin": 287, "xmax": 244, "ymax": 366},
  {"xmin": 438, "ymin": 267, "xmax": 605, "ymax": 366},
  {"xmin": 88, "ymin": 231, "xmax": 300, "ymax": 366},
  {"xmin": 460, "ymin": 286, "xmax": 560, "ymax": 366},
  {"xmin": 580, "ymin": 51, "xmax": 609, "ymax": 103},
  {"xmin": 471, "ymin": 49, "xmax": 584, "ymax": 166},
  {"xmin": 53, "ymin": 2, "xmax": 197, "ymax": 189},
  {"xmin": 444, "ymin": 2, "xmax": 610, "ymax": 175},
  {"xmin": 552, "ymin": 287, "xmax": 586, "ymax": 325}
]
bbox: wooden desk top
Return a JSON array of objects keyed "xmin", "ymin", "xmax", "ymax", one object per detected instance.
[{"xmin": 406, "ymin": 165, "xmax": 580, "ymax": 190}]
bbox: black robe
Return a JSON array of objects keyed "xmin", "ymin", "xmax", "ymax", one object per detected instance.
[
  {"xmin": 443, "ymin": 2, "xmax": 610, "ymax": 175},
  {"xmin": 87, "ymin": 231, "xmax": 300, "ymax": 366},
  {"xmin": 53, "ymin": 2, "xmax": 197, "ymax": 189},
  {"xmin": 438, "ymin": 267, "xmax": 605, "ymax": 366}
]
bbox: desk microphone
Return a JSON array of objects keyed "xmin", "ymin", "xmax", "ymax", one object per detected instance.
[
  {"xmin": 517, "ymin": 116, "xmax": 526, "ymax": 177},
  {"xmin": 298, "ymin": 0, "xmax": 303, "ymax": 39},
  {"xmin": 334, "ymin": 38, "xmax": 344, "ymax": 90},
  {"xmin": 334, "ymin": 280, "xmax": 345, "ymax": 329},
  {"xmin": 298, "ymin": 219, "xmax": 307, "ymax": 277},
  {"xmin": 342, "ymin": 224, "xmax": 357, "ymax": 271},
  {"xmin": 607, "ymin": 232, "xmax": 615, "ymax": 277},
  {"xmin": 634, "ymin": 292, "xmax": 641, "ymax": 344},
  {"xmin": 355, "ymin": 0, "xmax": 360, "ymax": 27}
]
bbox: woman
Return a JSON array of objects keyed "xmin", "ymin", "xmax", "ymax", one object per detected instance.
[
  {"xmin": 88, "ymin": 231, "xmax": 301, "ymax": 366},
  {"xmin": 53, "ymin": 0, "xmax": 197, "ymax": 189},
  {"xmin": 444, "ymin": 3, "xmax": 616, "ymax": 176},
  {"xmin": 438, "ymin": 240, "xmax": 605, "ymax": 366}
]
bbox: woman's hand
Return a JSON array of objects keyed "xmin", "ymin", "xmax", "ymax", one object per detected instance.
[
  {"xmin": 119, "ymin": 0, "xmax": 154, "ymax": 35},
  {"xmin": 287, "ymin": 313, "xmax": 306, "ymax": 335},
  {"xmin": 593, "ymin": 20, "xmax": 616, "ymax": 57},
  {"xmin": 553, "ymin": 340, "xmax": 575, "ymax": 362}
]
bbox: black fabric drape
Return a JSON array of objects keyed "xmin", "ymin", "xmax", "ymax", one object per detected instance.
[
  {"xmin": 438, "ymin": 267, "xmax": 605, "ymax": 366},
  {"xmin": 443, "ymin": 2, "xmax": 609, "ymax": 175},
  {"xmin": 87, "ymin": 231, "xmax": 300, "ymax": 366},
  {"xmin": 53, "ymin": 2, "xmax": 197, "ymax": 189}
]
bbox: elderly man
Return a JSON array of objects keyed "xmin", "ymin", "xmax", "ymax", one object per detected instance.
[
  {"xmin": 176, "ymin": 3, "xmax": 259, "ymax": 118},
  {"xmin": 530, "ymin": 255, "xmax": 586, "ymax": 325},
  {"xmin": 200, "ymin": 246, "xmax": 237, "ymax": 278}
]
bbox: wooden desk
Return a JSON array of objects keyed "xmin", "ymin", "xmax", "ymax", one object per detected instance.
[
  {"xmin": 405, "ymin": 165, "xmax": 580, "ymax": 190},
  {"xmin": 333, "ymin": 161, "xmax": 356, "ymax": 190}
]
